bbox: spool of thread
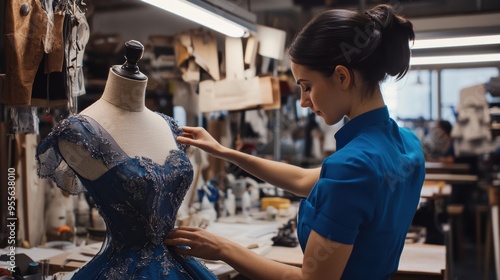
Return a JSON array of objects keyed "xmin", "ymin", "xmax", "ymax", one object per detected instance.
[
  {"xmin": 241, "ymin": 191, "xmax": 251, "ymax": 218},
  {"xmin": 27, "ymin": 261, "xmax": 39, "ymax": 275}
]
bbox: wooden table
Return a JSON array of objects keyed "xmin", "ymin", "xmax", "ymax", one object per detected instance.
[
  {"xmin": 424, "ymin": 161, "xmax": 477, "ymax": 184},
  {"xmin": 395, "ymin": 244, "xmax": 447, "ymax": 280},
  {"xmin": 207, "ymin": 215, "xmax": 446, "ymax": 279},
  {"xmin": 421, "ymin": 180, "xmax": 451, "ymax": 200},
  {"xmin": 44, "ymin": 221, "xmax": 446, "ymax": 280},
  {"xmin": 264, "ymin": 242, "xmax": 446, "ymax": 279},
  {"xmin": 425, "ymin": 162, "xmax": 470, "ymax": 174},
  {"xmin": 425, "ymin": 173, "xmax": 478, "ymax": 184}
]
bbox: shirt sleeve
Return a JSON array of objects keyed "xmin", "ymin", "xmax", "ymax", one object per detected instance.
[{"xmin": 303, "ymin": 153, "xmax": 378, "ymax": 244}]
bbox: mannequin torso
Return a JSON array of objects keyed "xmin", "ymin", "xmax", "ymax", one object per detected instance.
[{"xmin": 59, "ymin": 69, "xmax": 177, "ymax": 180}]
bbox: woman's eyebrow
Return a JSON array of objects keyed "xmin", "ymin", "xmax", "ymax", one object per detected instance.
[{"xmin": 296, "ymin": 79, "xmax": 308, "ymax": 85}]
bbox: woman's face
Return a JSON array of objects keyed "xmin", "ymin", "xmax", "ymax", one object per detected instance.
[{"xmin": 291, "ymin": 62, "xmax": 350, "ymax": 125}]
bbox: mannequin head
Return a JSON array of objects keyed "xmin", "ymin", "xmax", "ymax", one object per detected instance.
[{"xmin": 112, "ymin": 40, "xmax": 147, "ymax": 81}]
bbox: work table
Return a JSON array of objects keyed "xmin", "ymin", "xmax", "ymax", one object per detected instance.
[{"xmin": 8, "ymin": 211, "xmax": 446, "ymax": 280}]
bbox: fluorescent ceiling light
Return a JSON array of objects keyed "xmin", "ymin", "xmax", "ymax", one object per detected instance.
[
  {"xmin": 412, "ymin": 35, "xmax": 500, "ymax": 49},
  {"xmin": 142, "ymin": 0, "xmax": 253, "ymax": 38},
  {"xmin": 410, "ymin": 53, "xmax": 500, "ymax": 66}
]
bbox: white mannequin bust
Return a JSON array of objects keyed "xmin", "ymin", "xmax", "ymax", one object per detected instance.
[{"xmin": 58, "ymin": 68, "xmax": 178, "ymax": 181}]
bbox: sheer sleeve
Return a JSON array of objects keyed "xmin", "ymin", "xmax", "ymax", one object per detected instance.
[
  {"xmin": 36, "ymin": 117, "xmax": 87, "ymax": 194},
  {"xmin": 157, "ymin": 113, "xmax": 189, "ymax": 153},
  {"xmin": 36, "ymin": 115, "xmax": 127, "ymax": 194}
]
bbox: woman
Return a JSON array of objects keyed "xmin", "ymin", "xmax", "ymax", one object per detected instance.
[{"xmin": 165, "ymin": 4, "xmax": 425, "ymax": 279}]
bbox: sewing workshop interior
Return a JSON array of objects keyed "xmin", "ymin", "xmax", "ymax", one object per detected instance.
[{"xmin": 1, "ymin": 0, "xmax": 500, "ymax": 279}]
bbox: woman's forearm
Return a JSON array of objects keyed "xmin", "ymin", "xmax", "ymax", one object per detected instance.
[
  {"xmin": 219, "ymin": 147, "xmax": 320, "ymax": 197},
  {"xmin": 220, "ymin": 240, "xmax": 302, "ymax": 280}
]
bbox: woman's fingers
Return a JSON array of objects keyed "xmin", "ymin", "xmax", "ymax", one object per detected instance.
[
  {"xmin": 167, "ymin": 227, "xmax": 199, "ymax": 238},
  {"xmin": 164, "ymin": 237, "xmax": 193, "ymax": 247},
  {"xmin": 176, "ymin": 135, "xmax": 194, "ymax": 145},
  {"xmin": 180, "ymin": 132, "xmax": 195, "ymax": 139},
  {"xmin": 164, "ymin": 227, "xmax": 224, "ymax": 260},
  {"xmin": 180, "ymin": 126, "xmax": 202, "ymax": 136},
  {"xmin": 177, "ymin": 127, "xmax": 205, "ymax": 144},
  {"xmin": 164, "ymin": 228, "xmax": 204, "ymax": 256},
  {"xmin": 176, "ymin": 226, "xmax": 202, "ymax": 232},
  {"xmin": 165, "ymin": 227, "xmax": 202, "ymax": 246}
]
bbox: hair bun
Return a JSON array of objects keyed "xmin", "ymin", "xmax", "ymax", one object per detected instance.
[
  {"xmin": 366, "ymin": 4, "xmax": 415, "ymax": 79},
  {"xmin": 287, "ymin": 4, "xmax": 415, "ymax": 90}
]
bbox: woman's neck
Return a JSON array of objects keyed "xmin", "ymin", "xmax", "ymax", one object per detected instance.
[
  {"xmin": 348, "ymin": 87, "xmax": 385, "ymax": 119},
  {"xmin": 100, "ymin": 69, "xmax": 148, "ymax": 112}
]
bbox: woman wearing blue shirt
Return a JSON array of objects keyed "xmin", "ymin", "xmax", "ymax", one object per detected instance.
[{"xmin": 165, "ymin": 4, "xmax": 425, "ymax": 279}]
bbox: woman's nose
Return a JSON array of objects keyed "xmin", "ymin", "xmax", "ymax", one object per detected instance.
[{"xmin": 300, "ymin": 92, "xmax": 311, "ymax": 108}]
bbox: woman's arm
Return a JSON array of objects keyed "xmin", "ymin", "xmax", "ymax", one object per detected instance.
[
  {"xmin": 177, "ymin": 126, "xmax": 320, "ymax": 197},
  {"xmin": 164, "ymin": 227, "xmax": 352, "ymax": 280}
]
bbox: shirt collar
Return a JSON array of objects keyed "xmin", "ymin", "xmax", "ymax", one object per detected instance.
[{"xmin": 335, "ymin": 106, "xmax": 390, "ymax": 150}]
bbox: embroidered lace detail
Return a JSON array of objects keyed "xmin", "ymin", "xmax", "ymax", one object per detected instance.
[
  {"xmin": 155, "ymin": 112, "xmax": 189, "ymax": 153},
  {"xmin": 36, "ymin": 115, "xmax": 128, "ymax": 194}
]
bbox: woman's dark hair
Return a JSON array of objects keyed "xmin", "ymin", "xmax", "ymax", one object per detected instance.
[{"xmin": 288, "ymin": 4, "xmax": 415, "ymax": 93}]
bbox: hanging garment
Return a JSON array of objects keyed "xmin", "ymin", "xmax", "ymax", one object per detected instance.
[
  {"xmin": 31, "ymin": 12, "xmax": 67, "ymax": 108},
  {"xmin": 9, "ymin": 106, "xmax": 39, "ymax": 135},
  {"xmin": 1, "ymin": 1, "xmax": 88, "ymax": 107},
  {"xmin": 30, "ymin": 7, "xmax": 68, "ymax": 108},
  {"xmin": 451, "ymin": 84, "xmax": 493, "ymax": 156},
  {"xmin": 64, "ymin": 6, "xmax": 90, "ymax": 113},
  {"xmin": 1, "ymin": 0, "xmax": 48, "ymax": 105},
  {"xmin": 30, "ymin": 7, "xmax": 74, "ymax": 108},
  {"xmin": 0, "ymin": 0, "xmax": 6, "ymax": 74},
  {"xmin": 65, "ymin": 6, "xmax": 90, "ymax": 98},
  {"xmin": 30, "ymin": 54, "xmax": 68, "ymax": 108}
]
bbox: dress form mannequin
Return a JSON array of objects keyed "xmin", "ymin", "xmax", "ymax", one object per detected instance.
[
  {"xmin": 37, "ymin": 40, "xmax": 217, "ymax": 280},
  {"xmin": 59, "ymin": 40, "xmax": 177, "ymax": 180}
]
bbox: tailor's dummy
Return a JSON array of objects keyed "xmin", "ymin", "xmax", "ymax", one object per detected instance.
[{"xmin": 59, "ymin": 40, "xmax": 177, "ymax": 180}]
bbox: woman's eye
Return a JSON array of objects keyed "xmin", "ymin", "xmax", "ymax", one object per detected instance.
[
  {"xmin": 297, "ymin": 84, "xmax": 311, "ymax": 93},
  {"xmin": 300, "ymin": 85, "xmax": 311, "ymax": 93}
]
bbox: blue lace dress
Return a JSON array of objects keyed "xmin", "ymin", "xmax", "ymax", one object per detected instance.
[{"xmin": 36, "ymin": 113, "xmax": 217, "ymax": 280}]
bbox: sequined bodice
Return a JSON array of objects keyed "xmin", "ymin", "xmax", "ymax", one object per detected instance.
[
  {"xmin": 36, "ymin": 113, "xmax": 216, "ymax": 280},
  {"xmin": 84, "ymin": 150, "xmax": 192, "ymax": 247}
]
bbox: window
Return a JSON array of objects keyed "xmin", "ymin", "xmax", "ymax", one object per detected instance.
[
  {"xmin": 441, "ymin": 67, "xmax": 499, "ymax": 122},
  {"xmin": 382, "ymin": 67, "xmax": 499, "ymax": 123},
  {"xmin": 382, "ymin": 70, "xmax": 434, "ymax": 121}
]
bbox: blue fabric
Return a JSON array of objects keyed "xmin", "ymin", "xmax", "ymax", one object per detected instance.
[
  {"xmin": 297, "ymin": 106, "xmax": 425, "ymax": 280},
  {"xmin": 36, "ymin": 113, "xmax": 217, "ymax": 280}
]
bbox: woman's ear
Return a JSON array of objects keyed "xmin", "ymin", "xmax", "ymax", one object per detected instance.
[{"xmin": 334, "ymin": 65, "xmax": 352, "ymax": 90}]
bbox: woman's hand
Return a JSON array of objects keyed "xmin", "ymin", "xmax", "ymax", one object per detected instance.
[
  {"xmin": 164, "ymin": 226, "xmax": 230, "ymax": 261},
  {"xmin": 176, "ymin": 126, "xmax": 226, "ymax": 158}
]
